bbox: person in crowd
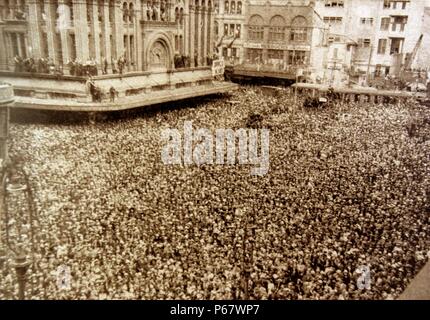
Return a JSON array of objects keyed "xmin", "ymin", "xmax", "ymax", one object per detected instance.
[{"xmin": 109, "ymin": 86, "xmax": 118, "ymax": 102}]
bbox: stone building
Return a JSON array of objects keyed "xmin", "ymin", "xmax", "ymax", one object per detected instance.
[
  {"xmin": 0, "ymin": 0, "xmax": 240, "ymax": 110},
  {"xmin": 0, "ymin": 0, "xmax": 216, "ymax": 72},
  {"xmin": 314, "ymin": 0, "xmax": 429, "ymax": 86},
  {"xmin": 215, "ymin": 0, "xmax": 328, "ymax": 81}
]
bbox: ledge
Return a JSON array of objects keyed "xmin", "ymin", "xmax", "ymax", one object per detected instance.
[{"xmin": 11, "ymin": 82, "xmax": 238, "ymax": 112}]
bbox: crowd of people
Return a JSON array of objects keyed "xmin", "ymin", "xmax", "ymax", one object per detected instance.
[
  {"xmin": 13, "ymin": 55, "xmax": 128, "ymax": 77},
  {"xmin": 14, "ymin": 56, "xmax": 55, "ymax": 74},
  {"xmin": 1, "ymin": 87, "xmax": 429, "ymax": 300}
]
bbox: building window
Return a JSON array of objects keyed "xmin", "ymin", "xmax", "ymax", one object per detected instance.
[
  {"xmin": 268, "ymin": 49, "xmax": 283, "ymax": 60},
  {"xmin": 290, "ymin": 16, "xmax": 307, "ymax": 42},
  {"xmin": 230, "ymin": 24, "xmax": 235, "ymax": 36},
  {"xmin": 360, "ymin": 17, "xmax": 374, "ymax": 26},
  {"xmin": 269, "ymin": 15, "xmax": 286, "ymax": 42},
  {"xmin": 230, "ymin": 1, "xmax": 235, "ymax": 14},
  {"xmin": 378, "ymin": 39, "xmax": 387, "ymax": 54},
  {"xmin": 247, "ymin": 48, "xmax": 263, "ymax": 63},
  {"xmin": 224, "ymin": 23, "xmax": 229, "ymax": 36},
  {"xmin": 236, "ymin": 25, "xmax": 241, "ymax": 38},
  {"xmin": 290, "ymin": 28, "xmax": 307, "ymax": 42},
  {"xmin": 390, "ymin": 38, "xmax": 403, "ymax": 54},
  {"xmin": 384, "ymin": 0, "xmax": 408, "ymax": 10},
  {"xmin": 392, "ymin": 16, "xmax": 408, "ymax": 32},
  {"xmin": 323, "ymin": 17, "xmax": 343, "ymax": 25},
  {"xmin": 231, "ymin": 47, "xmax": 237, "ymax": 57},
  {"xmin": 325, "ymin": 0, "xmax": 344, "ymax": 7},
  {"xmin": 358, "ymin": 38, "xmax": 371, "ymax": 47},
  {"xmin": 288, "ymin": 50, "xmax": 306, "ymax": 65},
  {"xmin": 375, "ymin": 64, "xmax": 382, "ymax": 77},
  {"xmin": 224, "ymin": 1, "xmax": 229, "ymax": 14},
  {"xmin": 248, "ymin": 15, "xmax": 264, "ymax": 41},
  {"xmin": 380, "ymin": 17, "xmax": 390, "ymax": 30},
  {"xmin": 237, "ymin": 1, "xmax": 242, "ymax": 14}
]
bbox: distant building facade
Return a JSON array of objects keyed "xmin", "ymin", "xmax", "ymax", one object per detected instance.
[
  {"xmin": 213, "ymin": 0, "xmax": 429, "ymax": 86},
  {"xmin": 314, "ymin": 0, "xmax": 429, "ymax": 86},
  {"xmin": 214, "ymin": 0, "xmax": 328, "ymax": 81}
]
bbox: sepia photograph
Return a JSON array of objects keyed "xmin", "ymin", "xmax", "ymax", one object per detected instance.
[{"xmin": 0, "ymin": 0, "xmax": 429, "ymax": 306}]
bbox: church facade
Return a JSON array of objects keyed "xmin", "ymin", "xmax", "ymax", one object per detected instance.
[{"xmin": 0, "ymin": 0, "xmax": 215, "ymax": 74}]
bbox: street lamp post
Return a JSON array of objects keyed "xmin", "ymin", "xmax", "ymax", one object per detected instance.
[
  {"xmin": 4, "ymin": 163, "xmax": 35, "ymax": 300},
  {"xmin": 12, "ymin": 250, "xmax": 31, "ymax": 300}
]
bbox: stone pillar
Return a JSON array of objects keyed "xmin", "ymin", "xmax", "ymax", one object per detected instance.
[
  {"xmin": 135, "ymin": 2, "xmax": 142, "ymax": 71},
  {"xmin": 0, "ymin": 28, "xmax": 7, "ymax": 69},
  {"xmin": 208, "ymin": 5, "xmax": 214, "ymax": 58},
  {"xmin": 189, "ymin": 5, "xmax": 195, "ymax": 67},
  {"xmin": 44, "ymin": 0, "xmax": 57, "ymax": 63},
  {"xmin": 74, "ymin": 0, "xmax": 89, "ymax": 62},
  {"xmin": 59, "ymin": 1, "xmax": 70, "ymax": 69},
  {"xmin": 262, "ymin": 26, "xmax": 268, "ymax": 63},
  {"xmin": 202, "ymin": 6, "xmax": 208, "ymax": 65},
  {"xmin": 102, "ymin": 0, "xmax": 111, "ymax": 72},
  {"xmin": 195, "ymin": 5, "xmax": 201, "ymax": 66},
  {"xmin": 113, "ymin": 0, "xmax": 124, "ymax": 60},
  {"xmin": 91, "ymin": 0, "xmax": 101, "ymax": 67},
  {"xmin": 27, "ymin": 1, "xmax": 42, "ymax": 58},
  {"xmin": 184, "ymin": 11, "xmax": 189, "ymax": 60}
]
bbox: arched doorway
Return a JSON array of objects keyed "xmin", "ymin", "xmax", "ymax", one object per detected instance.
[{"xmin": 148, "ymin": 40, "xmax": 170, "ymax": 71}]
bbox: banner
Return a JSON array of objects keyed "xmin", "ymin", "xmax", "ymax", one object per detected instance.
[{"xmin": 212, "ymin": 58, "xmax": 225, "ymax": 77}]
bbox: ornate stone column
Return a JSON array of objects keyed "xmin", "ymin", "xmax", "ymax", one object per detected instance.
[
  {"xmin": 44, "ymin": 0, "xmax": 57, "ymax": 64},
  {"xmin": 189, "ymin": 4, "xmax": 195, "ymax": 67},
  {"xmin": 27, "ymin": 0, "xmax": 42, "ymax": 58},
  {"xmin": 0, "ymin": 29, "xmax": 7, "ymax": 69},
  {"xmin": 113, "ymin": 0, "xmax": 124, "ymax": 60},
  {"xmin": 102, "ymin": 0, "xmax": 112, "ymax": 71},
  {"xmin": 208, "ymin": 4, "xmax": 214, "ymax": 59},
  {"xmin": 202, "ymin": 5, "xmax": 208, "ymax": 65},
  {"xmin": 195, "ymin": 4, "xmax": 200, "ymax": 66},
  {"xmin": 73, "ymin": 0, "xmax": 90, "ymax": 61},
  {"xmin": 91, "ymin": 0, "xmax": 102, "ymax": 65}
]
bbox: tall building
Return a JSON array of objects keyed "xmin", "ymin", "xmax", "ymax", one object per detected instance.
[
  {"xmin": 215, "ymin": 0, "xmax": 328, "ymax": 82},
  {"xmin": 0, "ymin": 0, "xmax": 216, "ymax": 72},
  {"xmin": 0, "ymin": 0, "xmax": 240, "ymax": 110},
  {"xmin": 314, "ymin": 0, "xmax": 429, "ymax": 86}
]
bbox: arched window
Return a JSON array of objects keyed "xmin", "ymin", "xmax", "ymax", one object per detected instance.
[
  {"xmin": 128, "ymin": 2, "xmax": 133, "ymax": 22},
  {"xmin": 290, "ymin": 16, "xmax": 307, "ymax": 42},
  {"xmin": 231, "ymin": 1, "xmax": 235, "ymax": 13},
  {"xmin": 269, "ymin": 15, "xmax": 285, "ymax": 41},
  {"xmin": 98, "ymin": 0, "xmax": 104, "ymax": 22},
  {"xmin": 179, "ymin": 8, "xmax": 184, "ymax": 25},
  {"xmin": 237, "ymin": 1, "xmax": 242, "ymax": 14},
  {"xmin": 109, "ymin": 0, "xmax": 115, "ymax": 22},
  {"xmin": 248, "ymin": 14, "xmax": 264, "ymax": 40},
  {"xmin": 214, "ymin": 21, "xmax": 218, "ymax": 36},
  {"xmin": 224, "ymin": 1, "xmax": 229, "ymax": 14},
  {"xmin": 122, "ymin": 2, "xmax": 128, "ymax": 22},
  {"xmin": 175, "ymin": 7, "xmax": 179, "ymax": 22}
]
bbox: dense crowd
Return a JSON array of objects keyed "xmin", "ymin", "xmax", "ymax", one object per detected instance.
[
  {"xmin": 13, "ymin": 55, "xmax": 128, "ymax": 77},
  {"xmin": 1, "ymin": 87, "xmax": 429, "ymax": 300}
]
